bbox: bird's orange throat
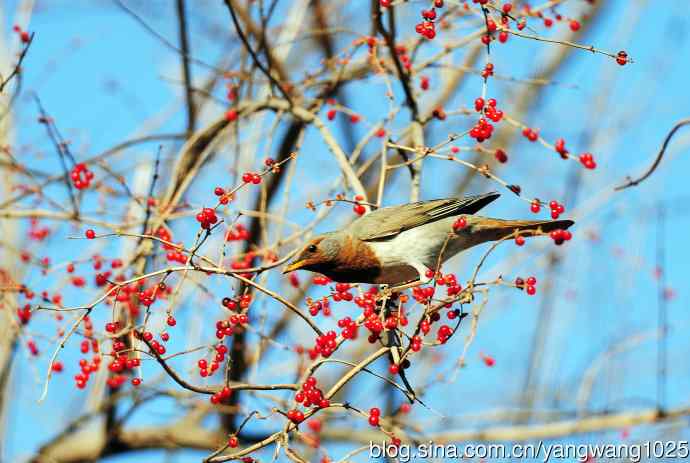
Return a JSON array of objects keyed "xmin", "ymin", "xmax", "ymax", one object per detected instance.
[{"xmin": 314, "ymin": 235, "xmax": 383, "ymax": 283}]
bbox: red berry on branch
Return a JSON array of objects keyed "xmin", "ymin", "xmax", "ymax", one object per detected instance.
[
  {"xmin": 225, "ymin": 109, "xmax": 238, "ymax": 122},
  {"xmin": 616, "ymin": 51, "xmax": 628, "ymax": 66},
  {"xmin": 530, "ymin": 200, "xmax": 541, "ymax": 213},
  {"xmin": 474, "ymin": 97, "xmax": 485, "ymax": 112}
]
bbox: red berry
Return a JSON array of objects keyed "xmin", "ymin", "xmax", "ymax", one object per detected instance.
[
  {"xmin": 494, "ymin": 149, "xmax": 508, "ymax": 163},
  {"xmin": 452, "ymin": 217, "xmax": 467, "ymax": 231},
  {"xmin": 474, "ymin": 97, "xmax": 485, "ymax": 112},
  {"xmin": 85, "ymin": 229, "xmax": 96, "ymax": 239},
  {"xmin": 530, "ymin": 200, "xmax": 541, "ymax": 213},
  {"xmin": 616, "ymin": 50, "xmax": 628, "ymax": 66}
]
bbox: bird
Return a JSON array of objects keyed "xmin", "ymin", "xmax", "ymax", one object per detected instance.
[{"xmin": 283, "ymin": 192, "xmax": 573, "ymax": 286}]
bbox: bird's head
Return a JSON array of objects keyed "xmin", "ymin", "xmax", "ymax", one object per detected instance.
[{"xmin": 283, "ymin": 234, "xmax": 342, "ymax": 274}]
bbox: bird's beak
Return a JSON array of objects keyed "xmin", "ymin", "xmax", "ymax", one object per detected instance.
[{"xmin": 282, "ymin": 260, "xmax": 307, "ymax": 274}]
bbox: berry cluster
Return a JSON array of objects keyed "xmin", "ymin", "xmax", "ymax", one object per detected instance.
[
  {"xmin": 210, "ymin": 386, "xmax": 233, "ymax": 405},
  {"xmin": 241, "ymin": 172, "xmax": 262, "ymax": 184},
  {"xmin": 213, "ymin": 313, "xmax": 248, "ymax": 340},
  {"xmin": 415, "ymin": 8, "xmax": 437, "ymax": 40},
  {"xmin": 554, "ymin": 138, "xmax": 569, "ymax": 159},
  {"xmin": 437, "ymin": 324, "xmax": 453, "ymax": 343},
  {"xmin": 105, "ymin": 354, "xmax": 139, "ymax": 389},
  {"xmin": 17, "ymin": 306, "xmax": 31, "ymax": 324},
  {"xmin": 286, "ymin": 408, "xmax": 305, "ymax": 424},
  {"xmin": 522, "ymin": 127, "xmax": 539, "ymax": 142},
  {"xmin": 313, "ymin": 275, "xmax": 331, "ymax": 285},
  {"xmin": 70, "ymin": 163, "xmax": 94, "ymax": 190},
  {"xmin": 482, "ymin": 62, "xmax": 495, "ymax": 79},
  {"xmin": 140, "ymin": 331, "xmax": 166, "ymax": 355},
  {"xmin": 550, "ymin": 229, "xmax": 573, "ymax": 246},
  {"xmin": 476, "ymin": 98, "xmax": 504, "ymax": 124},
  {"xmin": 579, "ymin": 152, "xmax": 597, "ymax": 169},
  {"xmin": 515, "ymin": 276, "xmax": 538, "ymax": 296},
  {"xmin": 353, "ymin": 287, "xmax": 379, "ymax": 314},
  {"xmin": 332, "ymin": 283, "xmax": 354, "ymax": 302},
  {"xmin": 308, "ymin": 298, "xmax": 331, "ymax": 317},
  {"xmin": 353, "ymin": 195, "xmax": 366, "ymax": 216},
  {"xmin": 469, "ymin": 118, "xmax": 495, "ymax": 143},
  {"xmin": 197, "ymin": 344, "xmax": 228, "ymax": 377},
  {"xmin": 225, "ymin": 223, "xmax": 250, "ymax": 241},
  {"xmin": 337, "ymin": 316, "xmax": 359, "ymax": 339},
  {"xmin": 213, "ymin": 186, "xmax": 231, "ymax": 205},
  {"xmin": 309, "ymin": 330, "xmax": 338, "ymax": 359},
  {"xmin": 548, "ymin": 200, "xmax": 565, "ymax": 219},
  {"xmin": 12, "ymin": 25, "xmax": 30, "ymax": 43},
  {"xmin": 196, "ymin": 207, "xmax": 218, "ymax": 229},
  {"xmin": 412, "ymin": 285, "xmax": 435, "ymax": 304},
  {"xmin": 294, "ymin": 376, "xmax": 330, "ymax": 409}
]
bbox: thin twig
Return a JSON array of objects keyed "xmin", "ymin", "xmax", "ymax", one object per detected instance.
[{"xmin": 615, "ymin": 118, "xmax": 690, "ymax": 190}]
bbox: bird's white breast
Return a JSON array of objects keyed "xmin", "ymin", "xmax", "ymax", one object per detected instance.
[{"xmin": 367, "ymin": 217, "xmax": 466, "ymax": 269}]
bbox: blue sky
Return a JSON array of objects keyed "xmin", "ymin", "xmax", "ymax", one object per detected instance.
[{"xmin": 3, "ymin": 0, "xmax": 690, "ymax": 461}]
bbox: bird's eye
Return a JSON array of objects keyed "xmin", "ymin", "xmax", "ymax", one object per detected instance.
[{"xmin": 307, "ymin": 244, "xmax": 318, "ymax": 253}]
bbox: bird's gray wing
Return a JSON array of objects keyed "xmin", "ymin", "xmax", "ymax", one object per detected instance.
[{"xmin": 348, "ymin": 192, "xmax": 500, "ymax": 241}]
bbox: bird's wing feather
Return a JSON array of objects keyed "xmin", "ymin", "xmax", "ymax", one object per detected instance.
[{"xmin": 349, "ymin": 192, "xmax": 500, "ymax": 241}]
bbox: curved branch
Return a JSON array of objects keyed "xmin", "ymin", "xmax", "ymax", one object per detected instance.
[{"xmin": 615, "ymin": 118, "xmax": 690, "ymax": 191}]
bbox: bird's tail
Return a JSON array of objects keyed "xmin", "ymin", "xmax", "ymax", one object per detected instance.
[{"xmin": 469, "ymin": 217, "xmax": 574, "ymax": 242}]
